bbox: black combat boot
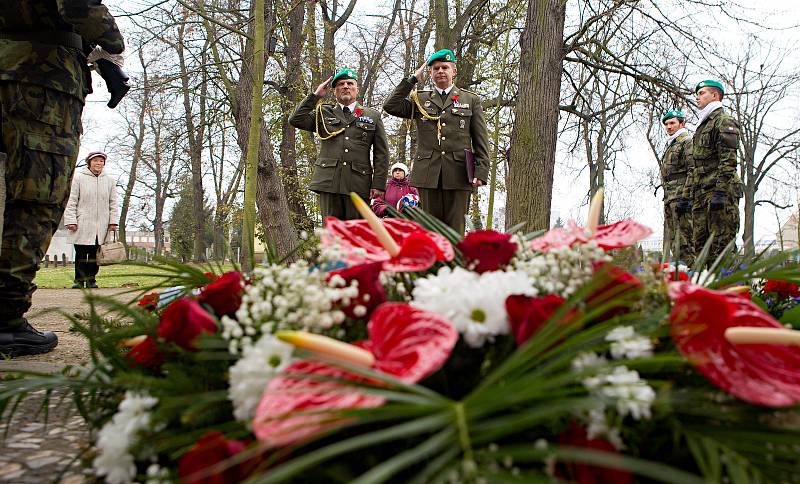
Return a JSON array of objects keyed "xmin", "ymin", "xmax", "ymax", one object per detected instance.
[
  {"xmin": 72, "ymin": 281, "xmax": 84, "ymax": 289},
  {"xmin": 86, "ymin": 280, "xmax": 99, "ymax": 289},
  {"xmin": 0, "ymin": 320, "xmax": 58, "ymax": 357}
]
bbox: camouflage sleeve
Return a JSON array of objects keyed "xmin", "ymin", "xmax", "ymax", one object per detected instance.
[
  {"xmin": 57, "ymin": 0, "xmax": 125, "ymax": 54},
  {"xmin": 681, "ymin": 139, "xmax": 695, "ymax": 199},
  {"xmin": 714, "ymin": 116, "xmax": 740, "ymax": 192}
]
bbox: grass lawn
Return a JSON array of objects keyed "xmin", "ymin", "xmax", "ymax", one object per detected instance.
[{"xmin": 34, "ymin": 262, "xmax": 236, "ymax": 289}]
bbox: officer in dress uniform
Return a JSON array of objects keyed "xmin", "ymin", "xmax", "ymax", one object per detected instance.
[
  {"xmin": 687, "ymin": 80, "xmax": 744, "ymax": 264},
  {"xmin": 659, "ymin": 110, "xmax": 693, "ymax": 263},
  {"xmin": 383, "ymin": 49, "xmax": 490, "ymax": 234},
  {"xmin": 0, "ymin": 1, "xmax": 124, "ymax": 357},
  {"xmin": 289, "ymin": 68, "xmax": 388, "ymax": 220}
]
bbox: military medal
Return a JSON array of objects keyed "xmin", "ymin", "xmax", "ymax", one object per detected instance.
[
  {"xmin": 424, "ymin": 100, "xmax": 431, "ymax": 107},
  {"xmin": 460, "ymin": 119, "xmax": 465, "ymax": 129}
]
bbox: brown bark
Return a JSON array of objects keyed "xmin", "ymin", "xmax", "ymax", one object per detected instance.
[
  {"xmin": 506, "ymin": 0, "xmax": 566, "ymax": 231},
  {"xmin": 233, "ymin": 0, "xmax": 298, "ymax": 261},
  {"xmin": 279, "ymin": 1, "xmax": 313, "ymax": 234}
]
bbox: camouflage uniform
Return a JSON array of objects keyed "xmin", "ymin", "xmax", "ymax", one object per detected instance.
[
  {"xmin": 0, "ymin": 1, "xmax": 124, "ymax": 333},
  {"xmin": 687, "ymin": 107, "xmax": 743, "ymax": 263},
  {"xmin": 660, "ymin": 131, "xmax": 693, "ymax": 263}
]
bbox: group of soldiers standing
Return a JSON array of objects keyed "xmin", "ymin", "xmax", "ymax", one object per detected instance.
[
  {"xmin": 659, "ymin": 80, "xmax": 743, "ymax": 266},
  {"xmin": 290, "ymin": 49, "xmax": 489, "ymax": 235}
]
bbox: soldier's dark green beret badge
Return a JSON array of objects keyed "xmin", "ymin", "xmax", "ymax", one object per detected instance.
[
  {"xmin": 661, "ymin": 110, "xmax": 685, "ymax": 123},
  {"xmin": 427, "ymin": 49, "xmax": 456, "ymax": 65},
  {"xmin": 695, "ymin": 79, "xmax": 725, "ymax": 94},
  {"xmin": 331, "ymin": 68, "xmax": 358, "ymax": 87}
]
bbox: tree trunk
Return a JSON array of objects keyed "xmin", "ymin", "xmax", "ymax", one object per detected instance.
[
  {"xmin": 743, "ymin": 180, "xmax": 756, "ymax": 256},
  {"xmin": 119, "ymin": 49, "xmax": 149, "ymax": 257},
  {"xmin": 507, "ymin": 0, "xmax": 566, "ymax": 231},
  {"xmin": 235, "ymin": 0, "xmax": 297, "ymax": 269},
  {"xmin": 176, "ymin": 21, "xmax": 207, "ymax": 261},
  {"xmin": 279, "ymin": 1, "xmax": 313, "ymax": 234}
]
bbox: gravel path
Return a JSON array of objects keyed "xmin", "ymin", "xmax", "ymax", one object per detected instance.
[{"xmin": 1, "ymin": 288, "xmax": 134, "ymax": 482}]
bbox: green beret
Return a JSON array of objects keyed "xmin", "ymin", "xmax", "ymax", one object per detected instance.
[
  {"xmin": 695, "ymin": 80, "xmax": 724, "ymax": 94},
  {"xmin": 427, "ymin": 49, "xmax": 456, "ymax": 66},
  {"xmin": 331, "ymin": 68, "xmax": 358, "ymax": 87},
  {"xmin": 661, "ymin": 110, "xmax": 685, "ymax": 123}
]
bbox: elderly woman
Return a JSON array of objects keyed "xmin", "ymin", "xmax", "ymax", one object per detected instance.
[{"xmin": 64, "ymin": 151, "xmax": 119, "ymax": 288}]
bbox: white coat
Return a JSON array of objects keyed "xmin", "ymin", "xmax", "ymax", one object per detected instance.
[{"xmin": 64, "ymin": 167, "xmax": 120, "ymax": 245}]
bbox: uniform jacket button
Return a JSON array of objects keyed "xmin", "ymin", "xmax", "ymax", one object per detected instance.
[
  {"xmin": 344, "ymin": 149, "xmax": 349, "ymax": 152},
  {"xmin": 441, "ymin": 151, "xmax": 445, "ymax": 155},
  {"xmin": 345, "ymin": 136, "xmax": 349, "ymax": 140},
  {"xmin": 343, "ymin": 161, "xmax": 347, "ymax": 166}
]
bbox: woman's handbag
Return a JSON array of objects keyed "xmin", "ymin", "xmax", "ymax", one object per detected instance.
[{"xmin": 97, "ymin": 230, "xmax": 126, "ymax": 265}]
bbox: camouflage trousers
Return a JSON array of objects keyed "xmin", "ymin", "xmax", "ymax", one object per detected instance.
[
  {"xmin": 663, "ymin": 199, "xmax": 693, "ymax": 265},
  {"xmin": 691, "ymin": 189, "xmax": 740, "ymax": 266},
  {"xmin": 0, "ymin": 82, "xmax": 82, "ymax": 329}
]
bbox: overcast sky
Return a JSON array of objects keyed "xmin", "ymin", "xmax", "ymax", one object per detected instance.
[{"xmin": 83, "ymin": 0, "xmax": 800, "ymax": 242}]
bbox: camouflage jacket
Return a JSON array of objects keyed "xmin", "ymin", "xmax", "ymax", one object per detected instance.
[
  {"xmin": 289, "ymin": 94, "xmax": 389, "ymax": 196},
  {"xmin": 660, "ymin": 132, "xmax": 692, "ymax": 202},
  {"xmin": 0, "ymin": 0, "xmax": 124, "ymax": 100},
  {"xmin": 687, "ymin": 107, "xmax": 743, "ymax": 196}
]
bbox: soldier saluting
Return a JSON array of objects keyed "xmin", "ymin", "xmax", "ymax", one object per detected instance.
[
  {"xmin": 383, "ymin": 49, "xmax": 490, "ymax": 234},
  {"xmin": 688, "ymin": 80, "xmax": 744, "ymax": 263},
  {"xmin": 659, "ymin": 110, "xmax": 693, "ymax": 263},
  {"xmin": 289, "ymin": 68, "xmax": 388, "ymax": 221},
  {"xmin": 0, "ymin": 1, "xmax": 125, "ymax": 357}
]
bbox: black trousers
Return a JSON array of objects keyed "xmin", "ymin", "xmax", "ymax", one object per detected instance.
[{"xmin": 74, "ymin": 244, "xmax": 100, "ymax": 283}]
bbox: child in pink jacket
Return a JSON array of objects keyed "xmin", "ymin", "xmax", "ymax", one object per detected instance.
[{"xmin": 371, "ymin": 162, "xmax": 419, "ymax": 217}]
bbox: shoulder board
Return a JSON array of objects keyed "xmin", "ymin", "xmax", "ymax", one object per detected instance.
[
  {"xmin": 457, "ymin": 87, "xmax": 479, "ymax": 96},
  {"xmin": 417, "ymin": 89, "xmax": 432, "ymax": 93}
]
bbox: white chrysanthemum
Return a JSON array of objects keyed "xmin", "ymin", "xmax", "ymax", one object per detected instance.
[
  {"xmin": 93, "ymin": 391, "xmax": 158, "ymax": 484},
  {"xmin": 605, "ymin": 326, "xmax": 653, "ymax": 360},
  {"xmin": 228, "ymin": 334, "xmax": 294, "ymax": 422},
  {"xmin": 412, "ymin": 267, "xmax": 535, "ymax": 347}
]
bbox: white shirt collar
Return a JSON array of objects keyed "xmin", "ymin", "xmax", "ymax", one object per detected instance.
[
  {"xmin": 435, "ymin": 85, "xmax": 454, "ymax": 96},
  {"xmin": 338, "ymin": 101, "xmax": 358, "ymax": 113},
  {"xmin": 666, "ymin": 127, "xmax": 688, "ymax": 145},
  {"xmin": 696, "ymin": 101, "xmax": 723, "ymax": 126}
]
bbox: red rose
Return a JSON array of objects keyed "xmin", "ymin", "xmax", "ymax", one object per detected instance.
[
  {"xmin": 556, "ymin": 423, "xmax": 633, "ymax": 484},
  {"xmin": 354, "ymin": 107, "xmax": 363, "ymax": 117},
  {"xmin": 157, "ymin": 298, "xmax": 218, "ymax": 350},
  {"xmin": 198, "ymin": 271, "xmax": 243, "ymax": 317},
  {"xmin": 126, "ymin": 336, "xmax": 164, "ymax": 369},
  {"xmin": 456, "ymin": 230, "xmax": 518, "ymax": 273},
  {"xmin": 138, "ymin": 292, "xmax": 160, "ymax": 312},
  {"xmin": 506, "ymin": 294, "xmax": 568, "ymax": 345},
  {"xmin": 587, "ymin": 263, "xmax": 643, "ymax": 319},
  {"xmin": 327, "ymin": 261, "xmax": 386, "ymax": 319},
  {"xmin": 178, "ymin": 431, "xmax": 257, "ymax": 484},
  {"xmin": 764, "ymin": 280, "xmax": 800, "ymax": 299}
]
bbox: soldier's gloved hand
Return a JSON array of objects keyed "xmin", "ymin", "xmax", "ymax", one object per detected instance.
[
  {"xmin": 709, "ymin": 191, "xmax": 726, "ymax": 211},
  {"xmin": 95, "ymin": 59, "xmax": 130, "ymax": 109},
  {"xmin": 676, "ymin": 198, "xmax": 691, "ymax": 215}
]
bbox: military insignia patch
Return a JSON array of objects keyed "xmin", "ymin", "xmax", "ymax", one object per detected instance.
[
  {"xmin": 424, "ymin": 100, "xmax": 432, "ymax": 107},
  {"xmin": 459, "ymin": 119, "xmax": 465, "ymax": 129}
]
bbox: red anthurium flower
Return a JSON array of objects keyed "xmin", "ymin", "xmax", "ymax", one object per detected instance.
[
  {"xmin": 505, "ymin": 294, "xmax": 568, "ymax": 346},
  {"xmin": 198, "ymin": 271, "xmax": 243, "ymax": 317},
  {"xmin": 457, "ymin": 230, "xmax": 517, "ymax": 273},
  {"xmin": 138, "ymin": 292, "xmax": 160, "ymax": 312},
  {"xmin": 253, "ymin": 303, "xmax": 457, "ymax": 447},
  {"xmin": 530, "ymin": 220, "xmax": 652, "ymax": 253},
  {"xmin": 669, "ymin": 282, "xmax": 800, "ymax": 407},
  {"xmin": 327, "ymin": 261, "xmax": 386, "ymax": 319},
  {"xmin": 763, "ymin": 280, "xmax": 800, "ymax": 299},
  {"xmin": 157, "ymin": 298, "xmax": 218, "ymax": 351},
  {"xmin": 322, "ymin": 218, "xmax": 454, "ymax": 272},
  {"xmin": 126, "ymin": 336, "xmax": 164, "ymax": 369},
  {"xmin": 354, "ymin": 106, "xmax": 363, "ymax": 117},
  {"xmin": 556, "ymin": 423, "xmax": 633, "ymax": 484},
  {"xmin": 586, "ymin": 263, "xmax": 643, "ymax": 319},
  {"xmin": 178, "ymin": 431, "xmax": 258, "ymax": 484}
]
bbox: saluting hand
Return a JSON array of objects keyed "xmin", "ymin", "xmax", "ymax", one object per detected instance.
[
  {"xmin": 314, "ymin": 76, "xmax": 332, "ymax": 97},
  {"xmin": 414, "ymin": 63, "xmax": 426, "ymax": 83}
]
